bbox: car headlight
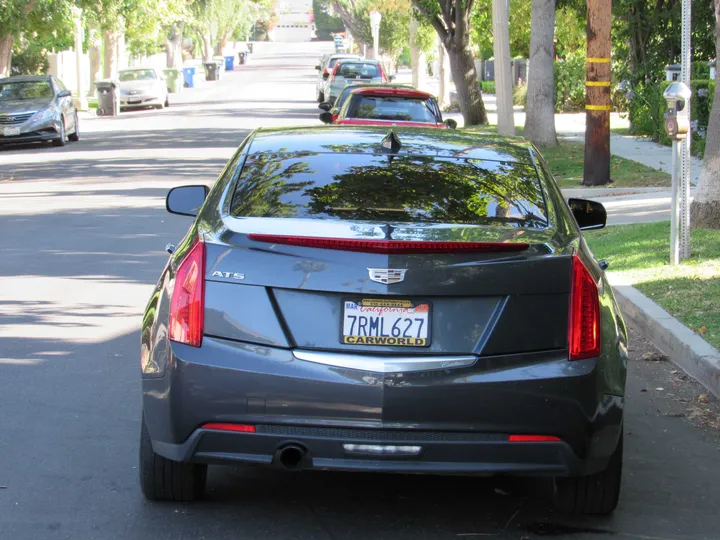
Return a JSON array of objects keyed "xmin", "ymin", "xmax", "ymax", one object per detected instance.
[{"xmin": 32, "ymin": 107, "xmax": 56, "ymax": 122}]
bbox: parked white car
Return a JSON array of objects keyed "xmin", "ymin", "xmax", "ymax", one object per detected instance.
[
  {"xmin": 117, "ymin": 67, "xmax": 169, "ymax": 111},
  {"xmin": 314, "ymin": 53, "xmax": 362, "ymax": 102},
  {"xmin": 322, "ymin": 59, "xmax": 393, "ymax": 105}
]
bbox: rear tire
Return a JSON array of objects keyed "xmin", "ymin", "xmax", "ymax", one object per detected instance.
[
  {"xmin": 68, "ymin": 113, "xmax": 80, "ymax": 142},
  {"xmin": 164, "ymin": 95, "xmax": 169, "ymax": 108},
  {"xmin": 52, "ymin": 117, "xmax": 67, "ymax": 147},
  {"xmin": 554, "ymin": 432, "xmax": 623, "ymax": 515},
  {"xmin": 139, "ymin": 414, "xmax": 207, "ymax": 501}
]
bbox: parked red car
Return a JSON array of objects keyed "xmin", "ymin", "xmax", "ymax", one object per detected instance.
[{"xmin": 320, "ymin": 87, "xmax": 457, "ymax": 129}]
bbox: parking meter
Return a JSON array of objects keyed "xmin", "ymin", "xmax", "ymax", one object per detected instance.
[{"xmin": 663, "ymin": 82, "xmax": 692, "ymax": 140}]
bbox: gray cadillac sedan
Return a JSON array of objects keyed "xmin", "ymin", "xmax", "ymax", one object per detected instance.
[
  {"xmin": 0, "ymin": 75, "xmax": 79, "ymax": 147},
  {"xmin": 140, "ymin": 127, "xmax": 627, "ymax": 514}
]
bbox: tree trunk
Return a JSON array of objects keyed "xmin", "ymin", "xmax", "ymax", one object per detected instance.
[
  {"xmin": 691, "ymin": 0, "xmax": 720, "ymax": 229},
  {"xmin": 492, "ymin": 0, "xmax": 515, "ymax": 135},
  {"xmin": 215, "ymin": 35, "xmax": 228, "ymax": 57},
  {"xmin": 166, "ymin": 22, "xmax": 184, "ymax": 68},
  {"xmin": 0, "ymin": 34, "xmax": 13, "ymax": 78},
  {"xmin": 87, "ymin": 23, "xmax": 102, "ymax": 96},
  {"xmin": 203, "ymin": 34, "xmax": 213, "ymax": 63},
  {"xmin": 437, "ymin": 38, "xmax": 449, "ymax": 108},
  {"xmin": 446, "ymin": 42, "xmax": 487, "ymax": 125},
  {"xmin": 103, "ymin": 30, "xmax": 118, "ymax": 78},
  {"xmin": 524, "ymin": 0, "xmax": 558, "ymax": 146}
]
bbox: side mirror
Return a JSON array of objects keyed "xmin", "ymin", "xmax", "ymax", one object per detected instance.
[
  {"xmin": 322, "ymin": 72, "xmax": 330, "ymax": 80},
  {"xmin": 319, "ymin": 111, "xmax": 334, "ymax": 124},
  {"xmin": 315, "ymin": 65, "xmax": 321, "ymax": 70},
  {"xmin": 318, "ymin": 102, "xmax": 332, "ymax": 111},
  {"xmin": 58, "ymin": 90, "xmax": 71, "ymax": 98},
  {"xmin": 568, "ymin": 198, "xmax": 607, "ymax": 230},
  {"xmin": 444, "ymin": 118, "xmax": 457, "ymax": 129},
  {"xmin": 166, "ymin": 185, "xmax": 209, "ymax": 217}
]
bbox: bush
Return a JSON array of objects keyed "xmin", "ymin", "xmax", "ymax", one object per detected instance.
[
  {"xmin": 513, "ymin": 82, "xmax": 527, "ymax": 107},
  {"xmin": 397, "ymin": 46, "xmax": 411, "ymax": 69},
  {"xmin": 628, "ymin": 79, "xmax": 715, "ymax": 157},
  {"xmin": 480, "ymin": 81, "xmax": 495, "ymax": 94},
  {"xmin": 10, "ymin": 42, "xmax": 48, "ymax": 76},
  {"xmin": 555, "ymin": 55, "xmax": 586, "ymax": 112}
]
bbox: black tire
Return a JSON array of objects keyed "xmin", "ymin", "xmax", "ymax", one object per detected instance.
[
  {"xmin": 317, "ymin": 90, "xmax": 324, "ymax": 103},
  {"xmin": 139, "ymin": 415, "xmax": 207, "ymax": 501},
  {"xmin": 68, "ymin": 113, "xmax": 80, "ymax": 142},
  {"xmin": 554, "ymin": 432, "xmax": 623, "ymax": 515},
  {"xmin": 164, "ymin": 95, "xmax": 169, "ymax": 108},
  {"xmin": 52, "ymin": 117, "xmax": 67, "ymax": 147}
]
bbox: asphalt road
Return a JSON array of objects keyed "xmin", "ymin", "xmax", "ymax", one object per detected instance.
[{"xmin": 1, "ymin": 42, "xmax": 718, "ymax": 540}]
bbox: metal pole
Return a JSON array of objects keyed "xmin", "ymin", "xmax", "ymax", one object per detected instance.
[
  {"xmin": 670, "ymin": 139, "xmax": 681, "ymax": 265},
  {"xmin": 73, "ymin": 9, "xmax": 88, "ymax": 111},
  {"xmin": 679, "ymin": 0, "xmax": 692, "ymax": 259}
]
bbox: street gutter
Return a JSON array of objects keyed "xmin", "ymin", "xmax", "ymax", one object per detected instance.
[{"xmin": 610, "ymin": 274, "xmax": 720, "ymax": 398}]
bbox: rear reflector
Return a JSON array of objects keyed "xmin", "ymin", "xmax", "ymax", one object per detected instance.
[
  {"xmin": 168, "ymin": 239, "xmax": 205, "ymax": 347},
  {"xmin": 568, "ymin": 254, "xmax": 602, "ymax": 360},
  {"xmin": 248, "ymin": 234, "xmax": 529, "ymax": 254},
  {"xmin": 203, "ymin": 423, "xmax": 256, "ymax": 433},
  {"xmin": 508, "ymin": 435, "xmax": 562, "ymax": 442}
]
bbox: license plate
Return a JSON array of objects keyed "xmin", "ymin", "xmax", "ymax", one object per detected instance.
[
  {"xmin": 342, "ymin": 299, "xmax": 431, "ymax": 347},
  {"xmin": 3, "ymin": 127, "xmax": 20, "ymax": 137},
  {"xmin": 128, "ymin": 98, "xmax": 141, "ymax": 104}
]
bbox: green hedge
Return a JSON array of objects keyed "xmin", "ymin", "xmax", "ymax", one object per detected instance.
[
  {"xmin": 629, "ymin": 80, "xmax": 715, "ymax": 157},
  {"xmin": 480, "ymin": 81, "xmax": 495, "ymax": 94}
]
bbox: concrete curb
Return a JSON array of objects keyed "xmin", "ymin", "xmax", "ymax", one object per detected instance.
[{"xmin": 611, "ymin": 279, "xmax": 720, "ymax": 398}]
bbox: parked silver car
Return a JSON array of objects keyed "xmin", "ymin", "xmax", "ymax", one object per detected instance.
[
  {"xmin": 118, "ymin": 67, "xmax": 169, "ymax": 110},
  {"xmin": 322, "ymin": 59, "xmax": 393, "ymax": 105},
  {"xmin": 314, "ymin": 53, "xmax": 362, "ymax": 102},
  {"xmin": 0, "ymin": 75, "xmax": 79, "ymax": 147}
]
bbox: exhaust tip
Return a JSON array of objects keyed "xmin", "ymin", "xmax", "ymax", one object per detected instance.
[{"xmin": 277, "ymin": 444, "xmax": 307, "ymax": 470}]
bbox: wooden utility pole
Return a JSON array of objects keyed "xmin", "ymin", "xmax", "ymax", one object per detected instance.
[
  {"xmin": 583, "ymin": 0, "xmax": 612, "ymax": 186},
  {"xmin": 493, "ymin": 0, "xmax": 515, "ymax": 136}
]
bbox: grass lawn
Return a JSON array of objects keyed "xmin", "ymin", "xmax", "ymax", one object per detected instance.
[
  {"xmin": 463, "ymin": 127, "xmax": 670, "ymax": 189},
  {"xmin": 538, "ymin": 140, "xmax": 670, "ymax": 189},
  {"xmin": 586, "ymin": 222, "xmax": 720, "ymax": 350}
]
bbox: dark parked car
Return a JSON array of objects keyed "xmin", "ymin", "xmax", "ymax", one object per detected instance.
[
  {"xmin": 140, "ymin": 127, "xmax": 627, "ymax": 515},
  {"xmin": 0, "ymin": 75, "xmax": 79, "ymax": 147}
]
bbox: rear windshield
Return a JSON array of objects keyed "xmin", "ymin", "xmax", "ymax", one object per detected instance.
[
  {"xmin": 336, "ymin": 63, "xmax": 380, "ymax": 79},
  {"xmin": 328, "ymin": 56, "xmax": 357, "ymax": 69},
  {"xmin": 346, "ymin": 95, "xmax": 439, "ymax": 123},
  {"xmin": 230, "ymin": 154, "xmax": 547, "ymax": 228}
]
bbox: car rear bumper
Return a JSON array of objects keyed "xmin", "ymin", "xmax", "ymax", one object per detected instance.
[
  {"xmin": 142, "ymin": 336, "xmax": 624, "ymax": 477},
  {"xmin": 120, "ymin": 95, "xmax": 161, "ymax": 107}
]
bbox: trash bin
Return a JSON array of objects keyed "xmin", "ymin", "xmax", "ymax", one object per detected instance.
[
  {"xmin": 163, "ymin": 68, "xmax": 182, "ymax": 93},
  {"xmin": 224, "ymin": 55, "xmax": 235, "ymax": 71},
  {"xmin": 182, "ymin": 67, "xmax": 196, "ymax": 88},
  {"xmin": 238, "ymin": 51, "xmax": 247, "ymax": 65},
  {"xmin": 203, "ymin": 62, "xmax": 220, "ymax": 81},
  {"xmin": 94, "ymin": 80, "xmax": 119, "ymax": 116}
]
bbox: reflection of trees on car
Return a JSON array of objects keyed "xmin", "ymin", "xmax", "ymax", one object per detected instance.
[
  {"xmin": 0, "ymin": 81, "xmax": 53, "ymax": 100},
  {"xmin": 231, "ymin": 152, "xmax": 315, "ymax": 218},
  {"xmin": 303, "ymin": 157, "xmax": 546, "ymax": 227}
]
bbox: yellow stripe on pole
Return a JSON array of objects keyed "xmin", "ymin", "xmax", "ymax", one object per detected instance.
[
  {"xmin": 586, "ymin": 104, "xmax": 613, "ymax": 111},
  {"xmin": 586, "ymin": 81, "xmax": 611, "ymax": 87},
  {"xmin": 587, "ymin": 57, "xmax": 611, "ymax": 63}
]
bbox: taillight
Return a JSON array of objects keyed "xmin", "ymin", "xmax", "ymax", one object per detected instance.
[
  {"xmin": 508, "ymin": 435, "xmax": 562, "ymax": 442},
  {"xmin": 379, "ymin": 64, "xmax": 388, "ymax": 82},
  {"xmin": 331, "ymin": 63, "xmax": 340, "ymax": 80},
  {"xmin": 248, "ymin": 234, "xmax": 529, "ymax": 254},
  {"xmin": 169, "ymin": 239, "xmax": 205, "ymax": 347},
  {"xmin": 568, "ymin": 254, "xmax": 601, "ymax": 360}
]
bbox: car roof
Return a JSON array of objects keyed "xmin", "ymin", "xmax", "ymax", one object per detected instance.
[
  {"xmin": 118, "ymin": 67, "xmax": 158, "ymax": 71},
  {"xmin": 247, "ymin": 126, "xmax": 533, "ymax": 163},
  {"xmin": 351, "ymin": 87, "xmax": 433, "ymax": 99},
  {"xmin": 335, "ymin": 59, "xmax": 380, "ymax": 65},
  {"xmin": 0, "ymin": 75, "xmax": 52, "ymax": 83}
]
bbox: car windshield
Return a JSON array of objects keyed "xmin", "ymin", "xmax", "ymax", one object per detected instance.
[
  {"xmin": 0, "ymin": 81, "xmax": 54, "ymax": 101},
  {"xmin": 346, "ymin": 95, "xmax": 438, "ymax": 123},
  {"xmin": 118, "ymin": 70, "xmax": 157, "ymax": 81},
  {"xmin": 336, "ymin": 63, "xmax": 380, "ymax": 79},
  {"xmin": 230, "ymin": 153, "xmax": 547, "ymax": 228}
]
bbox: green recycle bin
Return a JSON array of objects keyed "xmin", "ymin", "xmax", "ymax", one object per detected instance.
[{"xmin": 163, "ymin": 68, "xmax": 183, "ymax": 94}]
